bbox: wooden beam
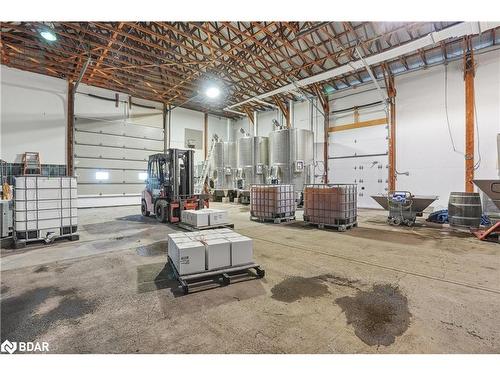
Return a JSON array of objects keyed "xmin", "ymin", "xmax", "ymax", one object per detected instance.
[
  {"xmin": 387, "ymin": 74, "xmax": 397, "ymax": 192},
  {"xmin": 89, "ymin": 22, "xmax": 124, "ymax": 79},
  {"xmin": 67, "ymin": 80, "xmax": 75, "ymax": 176},
  {"xmin": 328, "ymin": 117, "xmax": 387, "ymax": 132},
  {"xmin": 464, "ymin": 44, "xmax": 475, "ymax": 192}
]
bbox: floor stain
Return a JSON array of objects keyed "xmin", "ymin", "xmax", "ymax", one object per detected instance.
[
  {"xmin": 82, "ymin": 220, "xmax": 148, "ymax": 234},
  {"xmin": 341, "ymin": 227, "xmax": 429, "ymax": 245},
  {"xmin": 0, "ymin": 286, "xmax": 97, "ymax": 343},
  {"xmin": 136, "ymin": 262, "xmax": 177, "ymax": 294},
  {"xmin": 33, "ymin": 265, "xmax": 49, "ymax": 273},
  {"xmin": 440, "ymin": 320, "xmax": 484, "ymax": 340},
  {"xmin": 117, "ymin": 214, "xmax": 161, "ymax": 225},
  {"xmin": 271, "ymin": 276, "xmax": 330, "ymax": 303},
  {"xmin": 136, "ymin": 241, "xmax": 168, "ymax": 257},
  {"xmin": 271, "ymin": 274, "xmax": 362, "ymax": 303},
  {"xmin": 336, "ymin": 284, "xmax": 411, "ymax": 347}
]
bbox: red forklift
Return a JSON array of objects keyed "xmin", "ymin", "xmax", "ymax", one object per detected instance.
[{"xmin": 141, "ymin": 149, "xmax": 208, "ymax": 223}]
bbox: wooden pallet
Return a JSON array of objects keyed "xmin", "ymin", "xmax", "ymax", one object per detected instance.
[
  {"xmin": 304, "ymin": 220, "xmax": 357, "ymax": 232},
  {"xmin": 250, "ymin": 215, "xmax": 295, "ymax": 224},
  {"xmin": 176, "ymin": 222, "xmax": 235, "ymax": 232},
  {"xmin": 13, "ymin": 232, "xmax": 79, "ymax": 249},
  {"xmin": 169, "ymin": 257, "xmax": 265, "ymax": 295}
]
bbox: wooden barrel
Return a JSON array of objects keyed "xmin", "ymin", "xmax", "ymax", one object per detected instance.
[{"xmin": 448, "ymin": 192, "xmax": 482, "ymax": 228}]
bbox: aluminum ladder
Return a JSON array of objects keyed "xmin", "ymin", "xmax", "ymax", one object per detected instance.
[{"xmin": 194, "ymin": 139, "xmax": 216, "ymax": 194}]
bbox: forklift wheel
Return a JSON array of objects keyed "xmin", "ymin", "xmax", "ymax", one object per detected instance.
[
  {"xmin": 155, "ymin": 201, "xmax": 168, "ymax": 223},
  {"xmin": 141, "ymin": 200, "xmax": 150, "ymax": 217}
]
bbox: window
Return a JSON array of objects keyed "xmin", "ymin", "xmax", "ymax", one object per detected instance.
[{"xmin": 95, "ymin": 171, "xmax": 109, "ymax": 180}]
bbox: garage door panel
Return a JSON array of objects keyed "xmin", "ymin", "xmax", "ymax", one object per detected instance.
[
  {"xmin": 75, "ymin": 118, "xmax": 164, "ymax": 139},
  {"xmin": 76, "ymin": 169, "xmax": 125, "ymax": 183},
  {"xmin": 75, "ymin": 158, "xmax": 147, "ymax": 170},
  {"xmin": 75, "ymin": 131, "xmax": 163, "ymax": 151},
  {"xmin": 331, "ymin": 156, "xmax": 388, "ymax": 208},
  {"xmin": 123, "ymin": 170, "xmax": 147, "ymax": 183},
  {"xmin": 330, "ymin": 125, "xmax": 388, "ymax": 157},
  {"xmin": 77, "ymin": 183, "xmax": 143, "ymax": 195},
  {"xmin": 75, "ymin": 144, "xmax": 152, "ymax": 161}
]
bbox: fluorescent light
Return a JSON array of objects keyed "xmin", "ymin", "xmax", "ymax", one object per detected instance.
[
  {"xmin": 40, "ymin": 29, "xmax": 57, "ymax": 42},
  {"xmin": 138, "ymin": 172, "xmax": 148, "ymax": 180},
  {"xmin": 95, "ymin": 171, "xmax": 109, "ymax": 180},
  {"xmin": 205, "ymin": 86, "xmax": 220, "ymax": 99}
]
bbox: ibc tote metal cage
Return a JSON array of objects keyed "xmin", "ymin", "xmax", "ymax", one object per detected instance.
[
  {"xmin": 303, "ymin": 184, "xmax": 357, "ymax": 231},
  {"xmin": 250, "ymin": 184, "xmax": 296, "ymax": 223}
]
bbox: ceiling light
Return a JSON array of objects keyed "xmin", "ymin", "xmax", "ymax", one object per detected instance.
[
  {"xmin": 205, "ymin": 86, "xmax": 220, "ymax": 99},
  {"xmin": 40, "ymin": 29, "xmax": 57, "ymax": 42}
]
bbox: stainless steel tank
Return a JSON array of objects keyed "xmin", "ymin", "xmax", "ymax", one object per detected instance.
[
  {"xmin": 269, "ymin": 128, "xmax": 313, "ymax": 194},
  {"xmin": 237, "ymin": 136, "xmax": 269, "ymax": 189},
  {"xmin": 211, "ymin": 141, "xmax": 236, "ymax": 190}
]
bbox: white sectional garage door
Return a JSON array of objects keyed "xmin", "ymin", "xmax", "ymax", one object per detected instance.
[
  {"xmin": 74, "ymin": 116, "xmax": 164, "ymax": 207},
  {"xmin": 329, "ymin": 122, "xmax": 389, "ymax": 208}
]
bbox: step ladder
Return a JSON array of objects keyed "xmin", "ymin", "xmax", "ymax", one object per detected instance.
[
  {"xmin": 195, "ymin": 138, "xmax": 216, "ymax": 194},
  {"xmin": 22, "ymin": 152, "xmax": 41, "ymax": 175}
]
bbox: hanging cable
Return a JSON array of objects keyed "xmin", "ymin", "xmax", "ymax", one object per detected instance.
[
  {"xmin": 444, "ymin": 64, "xmax": 465, "ymax": 156},
  {"xmin": 473, "ymin": 99, "xmax": 482, "ymax": 170}
]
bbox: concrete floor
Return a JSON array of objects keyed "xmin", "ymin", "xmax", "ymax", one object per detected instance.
[{"xmin": 1, "ymin": 202, "xmax": 499, "ymax": 353}]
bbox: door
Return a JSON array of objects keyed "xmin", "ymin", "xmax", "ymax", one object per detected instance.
[{"xmin": 329, "ymin": 121, "xmax": 389, "ymax": 208}]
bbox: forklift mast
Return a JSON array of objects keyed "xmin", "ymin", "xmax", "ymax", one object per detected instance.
[
  {"xmin": 146, "ymin": 149, "xmax": 194, "ymax": 200},
  {"xmin": 142, "ymin": 148, "xmax": 206, "ymax": 223}
]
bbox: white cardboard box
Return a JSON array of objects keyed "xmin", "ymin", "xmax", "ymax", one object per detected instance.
[
  {"xmin": 216, "ymin": 228, "xmax": 233, "ymax": 233},
  {"xmin": 208, "ymin": 209, "xmax": 229, "ymax": 226},
  {"xmin": 228, "ymin": 236, "xmax": 253, "ymax": 266},
  {"xmin": 204, "ymin": 238, "xmax": 231, "ymax": 270},
  {"xmin": 222, "ymin": 232, "xmax": 243, "ymax": 239},
  {"xmin": 182, "ymin": 210, "xmax": 209, "ymax": 227},
  {"xmin": 173, "ymin": 241, "xmax": 206, "ymax": 275}
]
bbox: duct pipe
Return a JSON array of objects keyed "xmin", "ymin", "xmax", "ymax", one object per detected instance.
[
  {"xmin": 226, "ymin": 118, "xmax": 233, "ymax": 141},
  {"xmin": 224, "ymin": 22, "xmax": 500, "ymax": 110},
  {"xmin": 253, "ymin": 111, "xmax": 258, "ymax": 136},
  {"xmin": 289, "ymin": 100, "xmax": 294, "ymax": 128}
]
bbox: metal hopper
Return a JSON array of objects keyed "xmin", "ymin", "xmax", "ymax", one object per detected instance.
[
  {"xmin": 371, "ymin": 194, "xmax": 438, "ymax": 213},
  {"xmin": 473, "ymin": 179, "xmax": 500, "ymax": 210}
]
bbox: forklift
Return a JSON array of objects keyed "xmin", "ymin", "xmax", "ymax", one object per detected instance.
[{"xmin": 141, "ymin": 149, "xmax": 208, "ymax": 223}]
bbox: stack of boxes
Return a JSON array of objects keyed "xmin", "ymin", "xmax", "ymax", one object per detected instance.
[
  {"xmin": 250, "ymin": 184, "xmax": 295, "ymax": 220},
  {"xmin": 167, "ymin": 229, "xmax": 253, "ymax": 275},
  {"xmin": 180, "ymin": 208, "xmax": 229, "ymax": 228},
  {"xmin": 303, "ymin": 184, "xmax": 357, "ymax": 225}
]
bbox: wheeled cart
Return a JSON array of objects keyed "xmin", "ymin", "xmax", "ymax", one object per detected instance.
[{"xmin": 168, "ymin": 256, "xmax": 265, "ymax": 295}]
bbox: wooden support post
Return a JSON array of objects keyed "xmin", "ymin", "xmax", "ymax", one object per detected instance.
[
  {"xmin": 272, "ymin": 97, "xmax": 290, "ymax": 128},
  {"xmin": 204, "ymin": 112, "xmax": 208, "ymax": 159},
  {"xmin": 166, "ymin": 103, "xmax": 172, "ymax": 152},
  {"xmin": 67, "ymin": 80, "xmax": 75, "ymax": 177},
  {"xmin": 464, "ymin": 47, "xmax": 475, "ymax": 193},
  {"xmin": 387, "ymin": 74, "xmax": 397, "ymax": 192}
]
